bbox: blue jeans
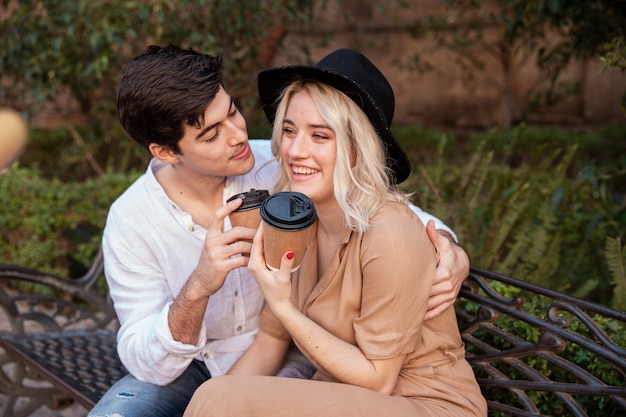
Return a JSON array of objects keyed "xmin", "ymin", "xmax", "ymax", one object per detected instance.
[
  {"xmin": 88, "ymin": 347, "xmax": 315, "ymax": 417},
  {"xmin": 88, "ymin": 360, "xmax": 210, "ymax": 417}
]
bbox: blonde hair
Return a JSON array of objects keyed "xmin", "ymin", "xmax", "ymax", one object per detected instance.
[{"xmin": 270, "ymin": 80, "xmax": 409, "ymax": 233}]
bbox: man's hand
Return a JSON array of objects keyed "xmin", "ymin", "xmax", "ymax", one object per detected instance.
[
  {"xmin": 424, "ymin": 220, "xmax": 470, "ymax": 320},
  {"xmin": 193, "ymin": 198, "xmax": 256, "ymax": 295},
  {"xmin": 169, "ymin": 198, "xmax": 256, "ymax": 344}
]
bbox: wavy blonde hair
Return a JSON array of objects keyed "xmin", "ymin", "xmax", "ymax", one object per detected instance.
[{"xmin": 270, "ymin": 80, "xmax": 409, "ymax": 233}]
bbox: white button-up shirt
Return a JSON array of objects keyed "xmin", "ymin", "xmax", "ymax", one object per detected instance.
[
  {"xmin": 102, "ymin": 139, "xmax": 454, "ymax": 385},
  {"xmin": 102, "ymin": 140, "xmax": 279, "ymax": 384}
]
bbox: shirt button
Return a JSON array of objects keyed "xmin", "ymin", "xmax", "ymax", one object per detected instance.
[
  {"xmin": 236, "ymin": 325, "xmax": 242, "ymax": 332},
  {"xmin": 234, "ymin": 290, "xmax": 239, "ymax": 297},
  {"xmin": 203, "ymin": 353, "xmax": 209, "ymax": 358}
]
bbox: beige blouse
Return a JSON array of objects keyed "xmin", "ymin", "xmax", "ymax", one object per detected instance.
[{"xmin": 261, "ymin": 202, "xmax": 484, "ymax": 410}]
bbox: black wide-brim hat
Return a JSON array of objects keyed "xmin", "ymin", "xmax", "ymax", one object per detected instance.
[{"xmin": 258, "ymin": 48, "xmax": 411, "ymax": 184}]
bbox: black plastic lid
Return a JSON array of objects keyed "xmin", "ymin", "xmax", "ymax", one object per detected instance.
[
  {"xmin": 227, "ymin": 189, "xmax": 270, "ymax": 211},
  {"xmin": 260, "ymin": 191, "xmax": 317, "ymax": 230}
]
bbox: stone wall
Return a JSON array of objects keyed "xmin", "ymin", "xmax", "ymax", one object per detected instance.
[{"xmin": 270, "ymin": 1, "xmax": 626, "ymax": 128}]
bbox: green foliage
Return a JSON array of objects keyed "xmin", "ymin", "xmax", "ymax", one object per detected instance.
[
  {"xmin": 0, "ymin": 0, "xmax": 313, "ymax": 114},
  {"xmin": 0, "ymin": 0, "xmax": 313, "ymax": 179},
  {"xmin": 0, "ymin": 165, "xmax": 139, "ymax": 276},
  {"xmin": 599, "ymin": 37, "xmax": 626, "ymax": 74},
  {"xmin": 606, "ymin": 237, "xmax": 626, "ymax": 311},
  {"xmin": 20, "ymin": 125, "xmax": 151, "ymax": 180},
  {"xmin": 599, "ymin": 36, "xmax": 626, "ymax": 113},
  {"xmin": 402, "ymin": 123, "xmax": 626, "ymax": 307},
  {"xmin": 391, "ymin": 125, "xmax": 451, "ymax": 163}
]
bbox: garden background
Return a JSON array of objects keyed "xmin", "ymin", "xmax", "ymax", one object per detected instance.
[{"xmin": 1, "ymin": 0, "xmax": 625, "ymax": 311}]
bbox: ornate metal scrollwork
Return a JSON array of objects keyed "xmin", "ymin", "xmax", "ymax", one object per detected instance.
[{"xmin": 461, "ymin": 267, "xmax": 626, "ymax": 416}]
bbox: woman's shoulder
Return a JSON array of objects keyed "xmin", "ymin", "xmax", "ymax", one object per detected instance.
[
  {"xmin": 372, "ymin": 201, "xmax": 421, "ymax": 222},
  {"xmin": 367, "ymin": 202, "xmax": 426, "ymax": 238},
  {"xmin": 360, "ymin": 202, "xmax": 436, "ymax": 272}
]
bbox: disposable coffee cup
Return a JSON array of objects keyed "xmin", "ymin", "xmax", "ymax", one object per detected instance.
[
  {"xmin": 260, "ymin": 191, "xmax": 317, "ymax": 272},
  {"xmin": 227, "ymin": 189, "xmax": 270, "ymax": 242}
]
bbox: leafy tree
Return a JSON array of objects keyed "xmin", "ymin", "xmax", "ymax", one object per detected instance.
[
  {"xmin": 600, "ymin": 37, "xmax": 626, "ymax": 74},
  {"xmin": 0, "ymin": 0, "xmax": 313, "ymax": 175},
  {"xmin": 401, "ymin": 0, "xmax": 626, "ymax": 126}
]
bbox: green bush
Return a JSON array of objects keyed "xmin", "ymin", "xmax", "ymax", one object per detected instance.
[
  {"xmin": 1, "ymin": 123, "xmax": 625, "ymax": 309},
  {"xmin": 400, "ymin": 124, "xmax": 626, "ymax": 308},
  {"xmin": 20, "ymin": 125, "xmax": 150, "ymax": 181},
  {"xmin": 0, "ymin": 165, "xmax": 139, "ymax": 276}
]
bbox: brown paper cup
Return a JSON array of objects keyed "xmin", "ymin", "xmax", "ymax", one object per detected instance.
[
  {"xmin": 227, "ymin": 189, "xmax": 269, "ymax": 243},
  {"xmin": 229, "ymin": 208, "xmax": 262, "ymax": 229},
  {"xmin": 260, "ymin": 192, "xmax": 317, "ymax": 272},
  {"xmin": 263, "ymin": 222, "xmax": 316, "ymax": 271}
]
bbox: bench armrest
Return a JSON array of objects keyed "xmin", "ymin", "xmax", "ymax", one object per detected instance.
[
  {"xmin": 461, "ymin": 267, "xmax": 626, "ymax": 416},
  {"xmin": 0, "ymin": 250, "xmax": 117, "ymax": 336}
]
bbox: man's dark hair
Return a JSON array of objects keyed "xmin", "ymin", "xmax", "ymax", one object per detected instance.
[{"xmin": 117, "ymin": 45, "xmax": 224, "ymax": 152}]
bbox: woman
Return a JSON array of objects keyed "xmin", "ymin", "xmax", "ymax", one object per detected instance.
[{"xmin": 184, "ymin": 49, "xmax": 486, "ymax": 417}]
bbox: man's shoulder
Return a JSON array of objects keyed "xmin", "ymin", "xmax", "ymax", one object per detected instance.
[
  {"xmin": 107, "ymin": 169, "xmax": 153, "ymax": 217},
  {"xmin": 249, "ymin": 139, "xmax": 272, "ymax": 160},
  {"xmin": 228, "ymin": 139, "xmax": 278, "ymax": 191}
]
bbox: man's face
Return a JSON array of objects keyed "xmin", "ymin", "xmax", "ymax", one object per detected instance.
[{"xmin": 173, "ymin": 87, "xmax": 254, "ymax": 178}]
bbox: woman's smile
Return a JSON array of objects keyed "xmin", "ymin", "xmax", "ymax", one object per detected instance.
[{"xmin": 290, "ymin": 164, "xmax": 320, "ymax": 176}]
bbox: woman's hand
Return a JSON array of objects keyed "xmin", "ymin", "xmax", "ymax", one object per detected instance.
[{"xmin": 248, "ymin": 223, "xmax": 296, "ymax": 314}]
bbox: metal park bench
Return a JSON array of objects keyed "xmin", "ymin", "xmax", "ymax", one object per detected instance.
[
  {"xmin": 0, "ymin": 251, "xmax": 125, "ymax": 417},
  {"xmin": 1, "ymin": 254, "xmax": 625, "ymax": 416}
]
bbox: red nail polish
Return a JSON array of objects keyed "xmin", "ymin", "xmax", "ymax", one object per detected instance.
[{"xmin": 286, "ymin": 251, "xmax": 294, "ymax": 260}]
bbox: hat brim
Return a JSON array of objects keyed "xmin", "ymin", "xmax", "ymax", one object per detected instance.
[{"xmin": 258, "ymin": 65, "xmax": 411, "ymax": 184}]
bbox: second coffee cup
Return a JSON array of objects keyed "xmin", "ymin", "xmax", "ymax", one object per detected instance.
[
  {"xmin": 260, "ymin": 191, "xmax": 317, "ymax": 271},
  {"xmin": 227, "ymin": 189, "xmax": 270, "ymax": 242}
]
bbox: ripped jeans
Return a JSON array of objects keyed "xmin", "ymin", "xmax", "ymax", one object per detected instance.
[
  {"xmin": 87, "ymin": 360, "xmax": 210, "ymax": 417},
  {"xmin": 88, "ymin": 347, "xmax": 315, "ymax": 417}
]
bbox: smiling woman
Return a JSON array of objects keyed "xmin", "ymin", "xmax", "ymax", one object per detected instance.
[{"xmin": 184, "ymin": 48, "xmax": 486, "ymax": 417}]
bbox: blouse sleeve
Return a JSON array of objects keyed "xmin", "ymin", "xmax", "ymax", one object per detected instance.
[{"xmin": 353, "ymin": 203, "xmax": 437, "ymax": 359}]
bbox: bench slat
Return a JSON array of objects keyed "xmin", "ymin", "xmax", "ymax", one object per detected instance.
[{"xmin": 0, "ymin": 329, "xmax": 127, "ymax": 409}]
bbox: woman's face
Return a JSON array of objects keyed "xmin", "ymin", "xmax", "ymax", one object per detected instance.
[{"xmin": 279, "ymin": 90, "xmax": 337, "ymax": 206}]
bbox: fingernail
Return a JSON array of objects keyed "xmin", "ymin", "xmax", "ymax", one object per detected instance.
[{"xmin": 286, "ymin": 251, "xmax": 294, "ymax": 260}]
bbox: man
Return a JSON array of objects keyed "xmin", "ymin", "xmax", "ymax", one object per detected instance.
[{"xmin": 88, "ymin": 45, "xmax": 468, "ymax": 417}]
